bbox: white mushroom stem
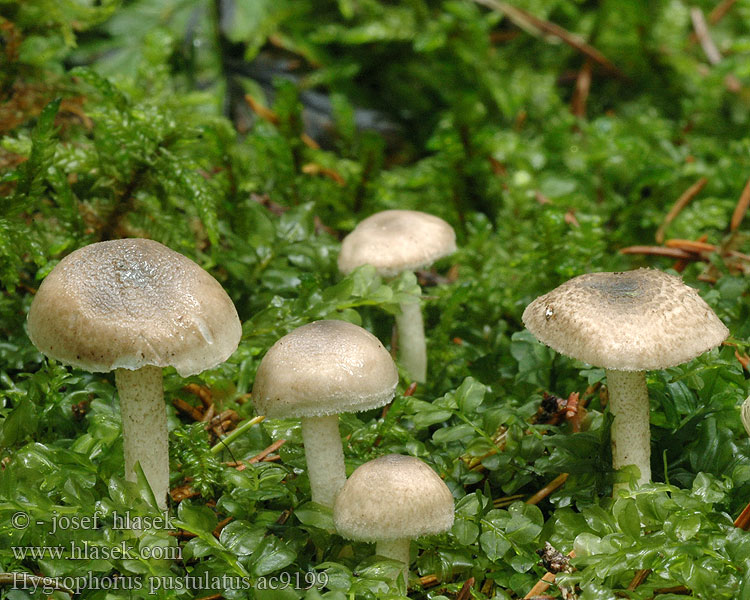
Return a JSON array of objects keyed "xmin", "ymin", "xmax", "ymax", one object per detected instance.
[
  {"xmin": 394, "ymin": 299, "xmax": 426, "ymax": 383},
  {"xmin": 376, "ymin": 538, "xmax": 410, "ymax": 587},
  {"xmin": 115, "ymin": 366, "xmax": 169, "ymax": 510},
  {"xmin": 300, "ymin": 415, "xmax": 347, "ymax": 507},
  {"xmin": 606, "ymin": 369, "xmax": 651, "ymax": 488}
]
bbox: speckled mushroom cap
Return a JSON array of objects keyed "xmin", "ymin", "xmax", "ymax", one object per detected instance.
[
  {"xmin": 252, "ymin": 320, "xmax": 398, "ymax": 418},
  {"xmin": 27, "ymin": 238, "xmax": 242, "ymax": 377},
  {"xmin": 333, "ymin": 454, "xmax": 454, "ymax": 542},
  {"xmin": 338, "ymin": 210, "xmax": 456, "ymax": 278},
  {"xmin": 522, "ymin": 268, "xmax": 728, "ymax": 371}
]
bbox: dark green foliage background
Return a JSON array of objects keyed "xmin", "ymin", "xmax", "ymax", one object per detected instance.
[{"xmin": 3, "ymin": 0, "xmax": 750, "ymax": 598}]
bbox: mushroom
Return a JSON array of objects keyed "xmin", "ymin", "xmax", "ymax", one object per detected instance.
[
  {"xmin": 27, "ymin": 239, "xmax": 241, "ymax": 509},
  {"xmin": 337, "ymin": 210, "xmax": 456, "ymax": 383},
  {"xmin": 252, "ymin": 320, "xmax": 398, "ymax": 507},
  {"xmin": 333, "ymin": 454, "xmax": 455, "ymax": 587},
  {"xmin": 522, "ymin": 268, "xmax": 728, "ymax": 488}
]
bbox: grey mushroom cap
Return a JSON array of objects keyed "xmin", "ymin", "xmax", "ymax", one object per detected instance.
[
  {"xmin": 337, "ymin": 210, "xmax": 456, "ymax": 278},
  {"xmin": 333, "ymin": 454, "xmax": 455, "ymax": 542},
  {"xmin": 522, "ymin": 268, "xmax": 729, "ymax": 371},
  {"xmin": 252, "ymin": 320, "xmax": 398, "ymax": 418},
  {"xmin": 27, "ymin": 238, "xmax": 242, "ymax": 377}
]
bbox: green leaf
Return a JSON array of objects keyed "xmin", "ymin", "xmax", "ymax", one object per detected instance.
[
  {"xmin": 295, "ymin": 502, "xmax": 335, "ymax": 530},
  {"xmin": 176, "ymin": 501, "xmax": 218, "ymax": 533},
  {"xmin": 249, "ymin": 536, "xmax": 297, "ymax": 576}
]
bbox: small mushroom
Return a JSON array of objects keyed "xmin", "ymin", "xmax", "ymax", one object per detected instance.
[
  {"xmin": 27, "ymin": 239, "xmax": 241, "ymax": 509},
  {"xmin": 333, "ymin": 454, "xmax": 455, "ymax": 587},
  {"xmin": 252, "ymin": 320, "xmax": 398, "ymax": 507},
  {"xmin": 523, "ymin": 269, "xmax": 728, "ymax": 488},
  {"xmin": 337, "ymin": 210, "xmax": 456, "ymax": 382}
]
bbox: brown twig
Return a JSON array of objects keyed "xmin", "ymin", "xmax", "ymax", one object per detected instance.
[
  {"xmin": 654, "ymin": 585, "xmax": 690, "ymax": 595},
  {"xmin": 627, "ymin": 568, "xmax": 651, "ymax": 590},
  {"xmin": 672, "ymin": 234, "xmax": 708, "ymax": 272},
  {"xmin": 170, "ymin": 483, "xmax": 199, "ymax": 502},
  {"xmin": 730, "ymin": 176, "xmax": 750, "ymax": 231},
  {"xmin": 734, "ymin": 500, "xmax": 750, "ymax": 530},
  {"xmin": 244, "ymin": 94, "xmax": 279, "ymax": 124},
  {"xmin": 655, "ymin": 177, "xmax": 708, "ymax": 243},
  {"xmin": 300, "ymin": 133, "xmax": 320, "ymax": 149},
  {"xmin": 665, "ymin": 238, "xmax": 716, "ymax": 253},
  {"xmin": 247, "ymin": 439, "xmax": 287, "ymax": 466},
  {"xmin": 172, "ymin": 397, "xmax": 203, "ymax": 421},
  {"xmin": 526, "ymin": 473, "xmax": 569, "ymax": 505},
  {"xmin": 456, "ymin": 577, "xmax": 475, "ymax": 600},
  {"xmin": 472, "ymin": 0, "xmax": 622, "ymax": 76},
  {"xmin": 571, "ymin": 59, "xmax": 592, "ymax": 118},
  {"xmin": 195, "ymin": 594, "xmax": 223, "ymax": 600},
  {"xmin": 523, "ymin": 550, "xmax": 576, "ymax": 599},
  {"xmin": 493, "ymin": 493, "xmax": 525, "ymax": 508},
  {"xmin": 223, "ymin": 439, "xmax": 287, "ymax": 471},
  {"xmin": 301, "ymin": 163, "xmax": 346, "ymax": 186},
  {"xmin": 620, "ymin": 245, "xmax": 695, "ymax": 259},
  {"xmin": 419, "ymin": 574, "xmax": 440, "ymax": 588},
  {"xmin": 184, "ymin": 383, "xmax": 213, "ymax": 410},
  {"xmin": 709, "ymin": 0, "xmax": 738, "ymax": 23},
  {"xmin": 201, "ymin": 403, "xmax": 216, "ymax": 424}
]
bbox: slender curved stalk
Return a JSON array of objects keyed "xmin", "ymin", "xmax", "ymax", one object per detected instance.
[
  {"xmin": 211, "ymin": 415, "xmax": 265, "ymax": 454},
  {"xmin": 115, "ymin": 366, "xmax": 169, "ymax": 510},
  {"xmin": 606, "ymin": 369, "xmax": 651, "ymax": 491},
  {"xmin": 376, "ymin": 538, "xmax": 410, "ymax": 588},
  {"xmin": 300, "ymin": 415, "xmax": 347, "ymax": 507},
  {"xmin": 395, "ymin": 299, "xmax": 426, "ymax": 382}
]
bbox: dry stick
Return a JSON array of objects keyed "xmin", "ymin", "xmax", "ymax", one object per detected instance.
[
  {"xmin": 244, "ymin": 94, "xmax": 279, "ymax": 124},
  {"xmin": 627, "ymin": 568, "xmax": 652, "ymax": 591},
  {"xmin": 570, "ymin": 59, "xmax": 592, "ymax": 118},
  {"xmin": 213, "ymin": 516, "xmax": 233, "ymax": 537},
  {"xmin": 525, "ymin": 473, "xmax": 569, "ymax": 505},
  {"xmin": 671, "ymin": 234, "xmax": 709, "ymax": 272},
  {"xmin": 730, "ymin": 176, "xmax": 750, "ymax": 231},
  {"xmin": 654, "ymin": 586, "xmax": 690, "ymax": 595},
  {"xmin": 709, "ymin": 0, "xmax": 738, "ymax": 24},
  {"xmin": 665, "ymin": 238, "xmax": 716, "ymax": 253},
  {"xmin": 472, "ymin": 0, "xmax": 622, "ymax": 76},
  {"xmin": 245, "ymin": 96, "xmax": 322, "ymax": 150},
  {"xmin": 247, "ymin": 439, "xmax": 287, "ymax": 466},
  {"xmin": 201, "ymin": 403, "xmax": 216, "ymax": 424},
  {"xmin": 301, "ymin": 163, "xmax": 346, "ymax": 186},
  {"xmin": 655, "ymin": 177, "xmax": 708, "ymax": 243},
  {"xmin": 522, "ymin": 551, "xmax": 576, "ymax": 599},
  {"xmin": 223, "ymin": 440, "xmax": 287, "ymax": 471},
  {"xmin": 171, "ymin": 397, "xmax": 203, "ymax": 421},
  {"xmin": 734, "ymin": 500, "xmax": 750, "ymax": 530},
  {"xmin": 493, "ymin": 493, "xmax": 525, "ymax": 508},
  {"xmin": 419, "ymin": 574, "xmax": 440, "ymax": 588},
  {"xmin": 694, "ymin": 181, "xmax": 750, "ymax": 280},
  {"xmin": 691, "ymin": 7, "xmax": 722, "ymax": 65},
  {"xmin": 456, "ymin": 577, "xmax": 475, "ymax": 600},
  {"xmin": 620, "ymin": 245, "xmax": 695, "ymax": 260},
  {"xmin": 184, "ymin": 382, "xmax": 212, "ymax": 409}
]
